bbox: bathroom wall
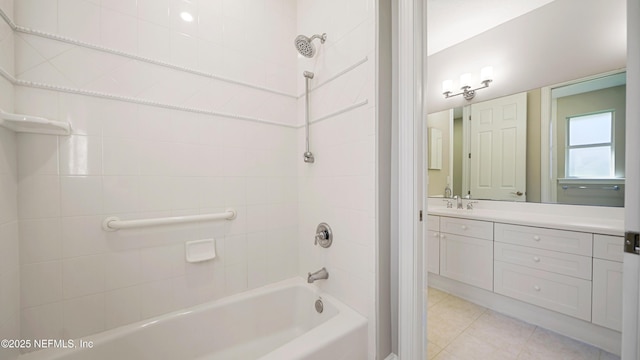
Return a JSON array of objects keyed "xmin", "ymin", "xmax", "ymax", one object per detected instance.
[
  {"xmin": 295, "ymin": 0, "xmax": 378, "ymax": 358},
  {"xmin": 12, "ymin": 0, "xmax": 300, "ymax": 343},
  {"xmin": 0, "ymin": 1, "xmax": 20, "ymax": 360}
]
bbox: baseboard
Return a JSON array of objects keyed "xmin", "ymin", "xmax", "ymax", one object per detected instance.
[{"xmin": 428, "ymin": 273, "xmax": 622, "ymax": 356}]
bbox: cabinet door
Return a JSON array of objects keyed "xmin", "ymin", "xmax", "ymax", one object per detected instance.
[
  {"xmin": 427, "ymin": 230, "xmax": 440, "ymax": 274},
  {"xmin": 440, "ymin": 233, "xmax": 493, "ymax": 291},
  {"xmin": 592, "ymin": 258, "xmax": 623, "ymax": 331}
]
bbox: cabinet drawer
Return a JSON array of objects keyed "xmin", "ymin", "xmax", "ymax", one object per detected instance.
[
  {"xmin": 592, "ymin": 258, "xmax": 623, "ymax": 331},
  {"xmin": 440, "ymin": 217, "xmax": 493, "ymax": 240},
  {"xmin": 593, "ymin": 234, "xmax": 624, "ymax": 262},
  {"xmin": 440, "ymin": 233, "xmax": 493, "ymax": 291},
  {"xmin": 427, "ymin": 215, "xmax": 440, "ymax": 232},
  {"xmin": 495, "ymin": 242, "xmax": 592, "ymax": 280},
  {"xmin": 494, "ymin": 261, "xmax": 592, "ymax": 321},
  {"xmin": 495, "ymin": 223, "xmax": 592, "ymax": 256}
]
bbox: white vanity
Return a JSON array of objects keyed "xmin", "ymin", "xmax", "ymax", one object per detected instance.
[{"xmin": 427, "ymin": 199, "xmax": 624, "ymax": 355}]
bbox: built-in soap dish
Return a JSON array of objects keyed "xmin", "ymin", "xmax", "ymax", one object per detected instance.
[{"xmin": 185, "ymin": 239, "xmax": 217, "ymax": 263}]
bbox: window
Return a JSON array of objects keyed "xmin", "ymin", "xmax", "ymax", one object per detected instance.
[{"xmin": 566, "ymin": 111, "xmax": 614, "ymax": 178}]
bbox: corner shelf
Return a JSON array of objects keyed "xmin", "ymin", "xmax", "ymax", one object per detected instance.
[{"xmin": 0, "ymin": 109, "xmax": 71, "ymax": 136}]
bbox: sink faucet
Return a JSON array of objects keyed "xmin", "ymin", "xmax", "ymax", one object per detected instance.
[
  {"xmin": 454, "ymin": 195, "xmax": 463, "ymax": 209},
  {"xmin": 307, "ymin": 267, "xmax": 329, "ymax": 283}
]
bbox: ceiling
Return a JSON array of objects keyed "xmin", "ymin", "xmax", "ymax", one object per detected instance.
[{"xmin": 427, "ymin": 0, "xmax": 557, "ymax": 55}]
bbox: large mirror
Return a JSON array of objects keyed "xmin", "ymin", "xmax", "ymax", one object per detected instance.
[{"xmin": 427, "ymin": 71, "xmax": 626, "ymax": 207}]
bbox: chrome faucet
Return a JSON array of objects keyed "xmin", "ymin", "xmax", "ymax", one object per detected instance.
[
  {"xmin": 307, "ymin": 267, "xmax": 329, "ymax": 283},
  {"xmin": 454, "ymin": 195, "xmax": 463, "ymax": 209}
]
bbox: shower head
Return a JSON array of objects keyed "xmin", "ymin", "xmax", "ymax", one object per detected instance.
[{"xmin": 294, "ymin": 33, "xmax": 327, "ymax": 58}]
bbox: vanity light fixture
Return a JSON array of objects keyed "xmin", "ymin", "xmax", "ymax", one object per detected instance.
[{"xmin": 442, "ymin": 66, "xmax": 493, "ymax": 100}]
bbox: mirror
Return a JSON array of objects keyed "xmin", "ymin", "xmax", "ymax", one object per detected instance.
[{"xmin": 427, "ymin": 71, "xmax": 626, "ymax": 207}]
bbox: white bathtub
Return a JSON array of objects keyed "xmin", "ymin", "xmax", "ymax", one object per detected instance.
[{"xmin": 19, "ymin": 278, "xmax": 368, "ymax": 360}]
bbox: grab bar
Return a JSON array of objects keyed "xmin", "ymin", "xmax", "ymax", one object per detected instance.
[
  {"xmin": 102, "ymin": 209, "xmax": 237, "ymax": 231},
  {"xmin": 561, "ymin": 185, "xmax": 620, "ymax": 191}
]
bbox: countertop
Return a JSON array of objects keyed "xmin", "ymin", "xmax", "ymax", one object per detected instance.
[{"xmin": 428, "ymin": 207, "xmax": 624, "ymax": 236}]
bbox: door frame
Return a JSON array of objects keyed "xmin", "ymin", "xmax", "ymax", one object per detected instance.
[
  {"xmin": 621, "ymin": 0, "xmax": 640, "ymax": 358},
  {"xmin": 396, "ymin": 0, "xmax": 426, "ymax": 358}
]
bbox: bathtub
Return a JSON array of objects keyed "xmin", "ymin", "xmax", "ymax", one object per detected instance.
[{"xmin": 19, "ymin": 278, "xmax": 368, "ymax": 360}]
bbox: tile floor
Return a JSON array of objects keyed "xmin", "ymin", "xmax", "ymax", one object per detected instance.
[{"xmin": 427, "ymin": 287, "xmax": 620, "ymax": 360}]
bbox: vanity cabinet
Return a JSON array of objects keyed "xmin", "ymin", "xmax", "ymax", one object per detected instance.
[
  {"xmin": 426, "ymin": 215, "xmax": 440, "ymax": 274},
  {"xmin": 439, "ymin": 217, "xmax": 493, "ymax": 291},
  {"xmin": 494, "ymin": 223, "xmax": 593, "ymax": 321},
  {"xmin": 592, "ymin": 234, "xmax": 624, "ymax": 331}
]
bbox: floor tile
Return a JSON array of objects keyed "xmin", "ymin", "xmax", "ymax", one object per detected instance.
[{"xmin": 426, "ymin": 287, "xmax": 619, "ymax": 360}]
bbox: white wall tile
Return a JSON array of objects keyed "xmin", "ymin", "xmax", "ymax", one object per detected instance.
[
  {"xmin": 101, "ymin": 0, "xmax": 138, "ymax": 17},
  {"xmin": 21, "ymin": 302, "xmax": 64, "ymax": 340},
  {"xmin": 138, "ymin": 20, "xmax": 171, "ymax": 62},
  {"xmin": 102, "ymin": 176, "xmax": 139, "ymax": 214},
  {"xmin": 59, "ymin": 135, "xmax": 102, "ymax": 176},
  {"xmin": 19, "ymin": 218, "xmax": 62, "ymax": 264},
  {"xmin": 21, "ymin": 261, "xmax": 62, "ymax": 307},
  {"xmin": 100, "ymin": 7, "xmax": 138, "ymax": 54},
  {"xmin": 18, "ymin": 175, "xmax": 60, "ymax": 219},
  {"xmin": 104, "ymin": 251, "xmax": 141, "ymax": 290},
  {"xmin": 137, "ymin": 0, "xmax": 170, "ymax": 26},
  {"xmin": 104, "ymin": 286, "xmax": 140, "ymax": 329},
  {"xmin": 62, "ymin": 294, "xmax": 105, "ymax": 338},
  {"xmin": 102, "ymin": 137, "xmax": 140, "ymax": 176},
  {"xmin": 61, "ymin": 216, "xmax": 110, "ymax": 258},
  {"xmin": 58, "ymin": 0, "xmax": 101, "ymax": 44},
  {"xmin": 62, "ymin": 254, "xmax": 106, "ymax": 298},
  {"xmin": 170, "ymin": 32, "xmax": 198, "ymax": 69},
  {"xmin": 169, "ymin": 0, "xmax": 198, "ymax": 36},
  {"xmin": 17, "ymin": 134, "xmax": 58, "ymax": 177},
  {"xmin": 137, "ymin": 176, "xmax": 172, "ymax": 212},
  {"xmin": 138, "ymin": 279, "xmax": 175, "ymax": 319},
  {"xmin": 15, "ymin": 0, "xmax": 58, "ymax": 33},
  {"xmin": 60, "ymin": 176, "xmax": 103, "ymax": 216}
]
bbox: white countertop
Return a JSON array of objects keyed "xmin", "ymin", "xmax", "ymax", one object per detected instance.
[{"xmin": 428, "ymin": 207, "xmax": 624, "ymax": 236}]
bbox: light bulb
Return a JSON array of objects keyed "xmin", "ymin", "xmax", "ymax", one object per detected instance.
[
  {"xmin": 459, "ymin": 73, "xmax": 472, "ymax": 88},
  {"xmin": 442, "ymin": 80, "xmax": 453, "ymax": 93},
  {"xmin": 480, "ymin": 66, "xmax": 493, "ymax": 82}
]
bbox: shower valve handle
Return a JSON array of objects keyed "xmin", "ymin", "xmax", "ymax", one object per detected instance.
[{"xmin": 314, "ymin": 223, "xmax": 333, "ymax": 248}]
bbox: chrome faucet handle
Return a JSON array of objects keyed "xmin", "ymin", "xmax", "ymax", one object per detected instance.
[
  {"xmin": 314, "ymin": 223, "xmax": 333, "ymax": 248},
  {"xmin": 442, "ymin": 199, "xmax": 453, "ymax": 208},
  {"xmin": 466, "ymin": 201, "xmax": 479, "ymax": 210}
]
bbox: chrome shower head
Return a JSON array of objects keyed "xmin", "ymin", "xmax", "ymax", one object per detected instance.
[{"xmin": 294, "ymin": 33, "xmax": 327, "ymax": 58}]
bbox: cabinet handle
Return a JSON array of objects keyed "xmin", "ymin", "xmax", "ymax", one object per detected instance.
[
  {"xmin": 461, "ymin": 225, "xmax": 468, "ymax": 230},
  {"xmin": 533, "ymin": 235, "xmax": 541, "ymax": 241},
  {"xmin": 433, "ymin": 232, "xmax": 439, "ymax": 237},
  {"xmin": 533, "ymin": 256, "xmax": 540, "ymax": 263},
  {"xmin": 533, "ymin": 285, "xmax": 541, "ymax": 292}
]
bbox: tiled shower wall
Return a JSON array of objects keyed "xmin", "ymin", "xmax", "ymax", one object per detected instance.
[
  {"xmin": 11, "ymin": 0, "xmax": 300, "ymax": 342},
  {"xmin": 0, "ymin": 1, "xmax": 19, "ymax": 360},
  {"xmin": 295, "ymin": 0, "xmax": 377, "ymax": 358}
]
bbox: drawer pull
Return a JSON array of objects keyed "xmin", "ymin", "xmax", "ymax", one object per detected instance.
[
  {"xmin": 533, "ymin": 235, "xmax": 541, "ymax": 241},
  {"xmin": 461, "ymin": 225, "xmax": 468, "ymax": 230},
  {"xmin": 440, "ymin": 234, "xmax": 446, "ymax": 239},
  {"xmin": 533, "ymin": 285, "xmax": 541, "ymax": 292},
  {"xmin": 433, "ymin": 232, "xmax": 439, "ymax": 237},
  {"xmin": 533, "ymin": 256, "xmax": 540, "ymax": 263}
]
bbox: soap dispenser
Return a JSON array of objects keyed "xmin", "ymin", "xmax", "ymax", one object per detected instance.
[{"xmin": 444, "ymin": 176, "xmax": 452, "ymax": 198}]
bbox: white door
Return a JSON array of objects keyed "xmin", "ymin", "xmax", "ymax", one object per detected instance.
[{"xmin": 469, "ymin": 92, "xmax": 527, "ymax": 201}]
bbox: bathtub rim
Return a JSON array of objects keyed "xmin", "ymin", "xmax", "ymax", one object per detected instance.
[{"xmin": 18, "ymin": 276, "xmax": 366, "ymax": 360}]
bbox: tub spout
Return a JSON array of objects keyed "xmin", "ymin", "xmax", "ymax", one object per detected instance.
[{"xmin": 307, "ymin": 267, "xmax": 329, "ymax": 283}]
